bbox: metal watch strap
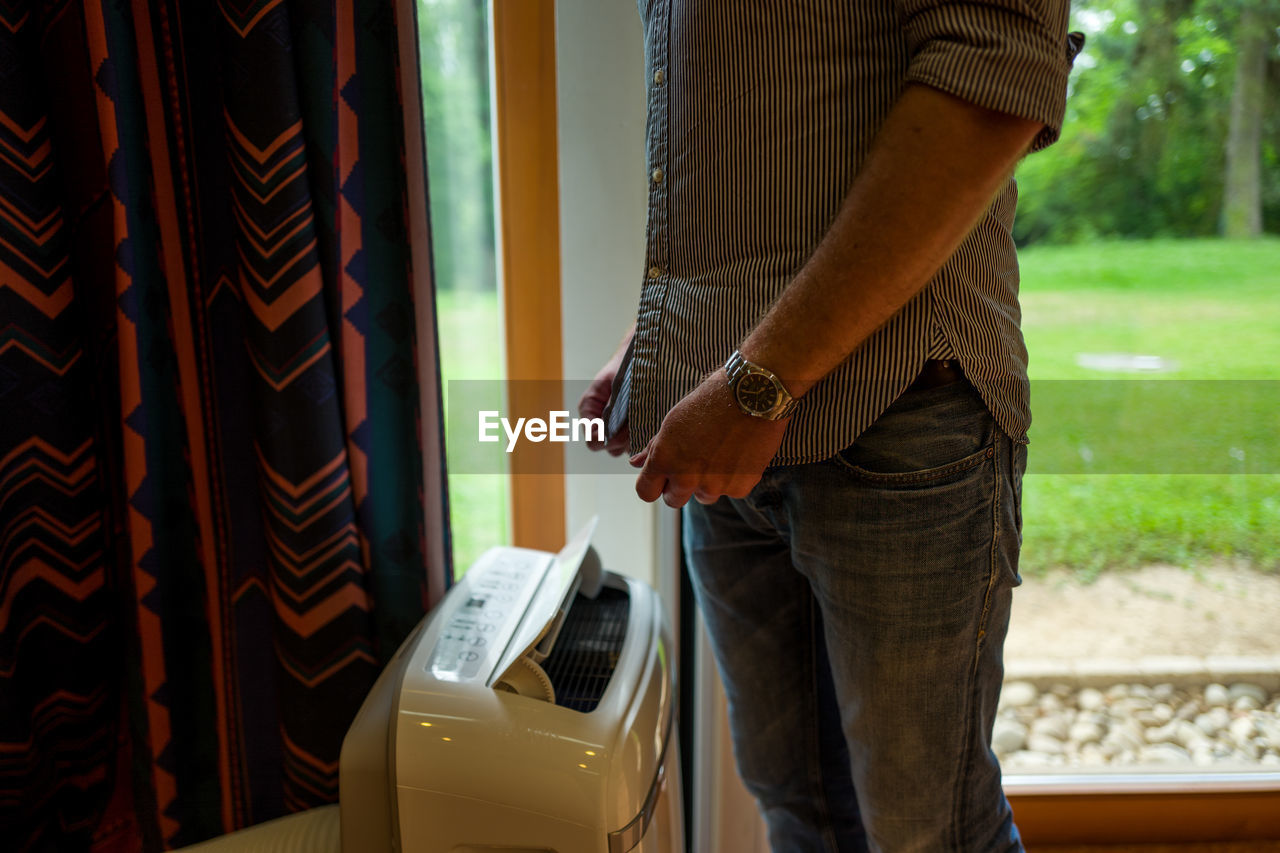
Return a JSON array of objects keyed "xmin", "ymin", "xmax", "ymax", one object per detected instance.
[{"xmin": 724, "ymin": 351, "xmax": 799, "ymax": 420}]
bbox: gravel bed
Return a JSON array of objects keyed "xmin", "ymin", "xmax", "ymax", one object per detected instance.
[{"xmin": 994, "ymin": 680, "xmax": 1280, "ymax": 770}]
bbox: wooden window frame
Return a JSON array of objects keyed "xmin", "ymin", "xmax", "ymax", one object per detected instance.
[
  {"xmin": 491, "ymin": 0, "xmax": 566, "ymax": 553},
  {"xmin": 1009, "ymin": 775, "xmax": 1280, "ymax": 845}
]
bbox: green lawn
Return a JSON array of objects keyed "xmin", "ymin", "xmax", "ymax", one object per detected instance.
[
  {"xmin": 435, "ymin": 238, "xmax": 1280, "ymax": 579},
  {"xmin": 436, "ymin": 290, "xmax": 508, "ymax": 574},
  {"xmin": 1018, "ymin": 238, "xmax": 1280, "ymax": 578},
  {"xmin": 1019, "ymin": 239, "xmax": 1280, "ymax": 381}
]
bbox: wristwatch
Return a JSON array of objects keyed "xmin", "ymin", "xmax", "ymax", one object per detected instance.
[{"xmin": 724, "ymin": 350, "xmax": 799, "ymax": 420}]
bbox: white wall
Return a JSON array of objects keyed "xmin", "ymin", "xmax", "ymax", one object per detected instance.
[{"xmin": 553, "ymin": 1, "xmax": 658, "ymax": 588}]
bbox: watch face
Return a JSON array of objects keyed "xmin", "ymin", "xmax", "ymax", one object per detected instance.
[{"xmin": 736, "ymin": 372, "xmax": 779, "ymax": 413}]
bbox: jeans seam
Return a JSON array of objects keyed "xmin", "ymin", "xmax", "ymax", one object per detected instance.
[
  {"xmin": 952, "ymin": 434, "xmax": 1003, "ymax": 851},
  {"xmin": 805, "ymin": 595, "xmax": 840, "ymax": 853}
]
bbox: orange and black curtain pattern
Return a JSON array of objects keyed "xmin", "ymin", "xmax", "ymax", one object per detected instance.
[{"xmin": 0, "ymin": 0, "xmax": 446, "ymax": 849}]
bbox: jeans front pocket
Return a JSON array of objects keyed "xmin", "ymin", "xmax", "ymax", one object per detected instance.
[
  {"xmin": 832, "ymin": 442, "xmax": 995, "ymax": 487},
  {"xmin": 828, "ymin": 380, "xmax": 997, "ymax": 488}
]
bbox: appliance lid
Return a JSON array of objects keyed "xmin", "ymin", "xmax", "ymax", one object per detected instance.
[{"xmin": 489, "ymin": 517, "xmax": 602, "ymax": 690}]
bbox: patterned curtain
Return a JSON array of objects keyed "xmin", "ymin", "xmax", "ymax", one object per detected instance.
[{"xmin": 0, "ymin": 0, "xmax": 447, "ymax": 849}]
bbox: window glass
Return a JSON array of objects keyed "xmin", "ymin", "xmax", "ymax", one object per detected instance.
[
  {"xmin": 418, "ymin": 0, "xmax": 507, "ymax": 575},
  {"xmin": 1001, "ymin": 0, "xmax": 1280, "ymax": 777}
]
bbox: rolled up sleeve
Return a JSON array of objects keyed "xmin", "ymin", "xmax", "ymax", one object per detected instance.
[{"xmin": 897, "ymin": 0, "xmax": 1083, "ymax": 151}]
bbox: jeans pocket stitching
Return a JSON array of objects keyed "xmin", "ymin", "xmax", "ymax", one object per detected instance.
[{"xmin": 830, "ymin": 444, "xmax": 995, "ymax": 485}]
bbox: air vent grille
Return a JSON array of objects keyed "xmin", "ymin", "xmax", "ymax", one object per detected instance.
[{"xmin": 542, "ymin": 586, "xmax": 630, "ymax": 713}]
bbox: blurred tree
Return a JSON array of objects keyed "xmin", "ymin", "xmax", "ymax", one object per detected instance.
[
  {"xmin": 1014, "ymin": 0, "xmax": 1280, "ymax": 244},
  {"xmin": 1221, "ymin": 0, "xmax": 1277, "ymax": 237},
  {"xmin": 419, "ymin": 0, "xmax": 497, "ymax": 291}
]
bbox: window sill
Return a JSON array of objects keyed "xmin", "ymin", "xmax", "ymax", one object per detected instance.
[{"xmin": 1007, "ymin": 772, "xmax": 1280, "ymax": 844}]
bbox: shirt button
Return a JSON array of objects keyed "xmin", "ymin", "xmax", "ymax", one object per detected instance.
[
  {"xmin": 652, "ymin": 168, "xmax": 664, "ymax": 184},
  {"xmin": 648, "ymin": 266, "xmax": 663, "ymax": 279},
  {"xmin": 653, "ymin": 68, "xmax": 665, "ymax": 85}
]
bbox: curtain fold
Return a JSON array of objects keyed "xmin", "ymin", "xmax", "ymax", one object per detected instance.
[{"xmin": 0, "ymin": 1, "xmax": 446, "ymax": 849}]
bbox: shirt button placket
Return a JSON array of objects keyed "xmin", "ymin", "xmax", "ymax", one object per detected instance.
[
  {"xmin": 646, "ymin": 11, "xmax": 669, "ymax": 286},
  {"xmin": 635, "ymin": 0, "xmax": 671, "ymax": 437},
  {"xmin": 642, "ymin": 2, "xmax": 670, "ymax": 289}
]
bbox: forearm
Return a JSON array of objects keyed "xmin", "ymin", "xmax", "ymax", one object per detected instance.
[{"xmin": 739, "ymin": 83, "xmax": 1043, "ymax": 397}]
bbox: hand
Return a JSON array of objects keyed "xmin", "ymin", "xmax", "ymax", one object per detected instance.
[
  {"xmin": 631, "ymin": 371, "xmax": 788, "ymax": 508},
  {"xmin": 577, "ymin": 329, "xmax": 633, "ymax": 456}
]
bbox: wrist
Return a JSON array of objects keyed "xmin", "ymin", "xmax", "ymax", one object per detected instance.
[
  {"xmin": 737, "ymin": 332, "xmax": 821, "ymax": 399},
  {"xmin": 724, "ymin": 351, "xmax": 800, "ymax": 420}
]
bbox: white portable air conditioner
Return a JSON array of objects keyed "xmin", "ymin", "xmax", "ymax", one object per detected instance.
[
  {"xmin": 339, "ymin": 519, "xmax": 684, "ymax": 853},
  {"xmin": 179, "ymin": 520, "xmax": 682, "ymax": 853}
]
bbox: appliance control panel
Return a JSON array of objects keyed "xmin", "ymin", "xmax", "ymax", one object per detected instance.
[{"xmin": 427, "ymin": 548, "xmax": 550, "ymax": 683}]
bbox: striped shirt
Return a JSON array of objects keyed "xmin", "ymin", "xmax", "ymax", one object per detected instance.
[{"xmin": 619, "ymin": 0, "xmax": 1081, "ymax": 464}]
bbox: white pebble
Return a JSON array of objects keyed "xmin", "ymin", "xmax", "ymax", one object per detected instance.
[
  {"xmin": 1028, "ymin": 733, "xmax": 1065, "ymax": 754},
  {"xmin": 1145, "ymin": 721, "xmax": 1180, "ymax": 745},
  {"xmin": 1192, "ymin": 748, "xmax": 1216, "ymax": 766},
  {"xmin": 1175, "ymin": 701, "xmax": 1201, "ymax": 721},
  {"xmin": 1080, "ymin": 710, "xmax": 1109, "ymax": 727},
  {"xmin": 1204, "ymin": 683, "xmax": 1230, "ymax": 707},
  {"xmin": 1227, "ymin": 683, "xmax": 1268, "ymax": 706},
  {"xmin": 1005, "ymin": 750, "xmax": 1051, "ymax": 769},
  {"xmin": 1134, "ymin": 710, "xmax": 1163, "ymax": 727},
  {"xmin": 1141, "ymin": 744, "xmax": 1191, "ymax": 764},
  {"xmin": 1105, "ymin": 684, "xmax": 1130, "ymax": 700},
  {"xmin": 1230, "ymin": 716, "xmax": 1258, "ymax": 744},
  {"xmin": 1077, "ymin": 688, "xmax": 1106, "ymax": 711},
  {"xmin": 1013, "ymin": 706, "xmax": 1038, "ymax": 726},
  {"xmin": 1195, "ymin": 707, "xmax": 1231, "ymax": 736},
  {"xmin": 1104, "ymin": 726, "xmax": 1144, "ymax": 753},
  {"xmin": 1001, "ymin": 681, "xmax": 1037, "ymax": 709},
  {"xmin": 995, "ymin": 680, "xmax": 1280, "ymax": 773},
  {"xmin": 992, "ymin": 719, "xmax": 1027, "ymax": 755},
  {"xmin": 1176, "ymin": 721, "xmax": 1208, "ymax": 750},
  {"xmin": 1070, "ymin": 720, "xmax": 1105, "ymax": 745},
  {"xmin": 1031, "ymin": 716, "xmax": 1070, "ymax": 741}
]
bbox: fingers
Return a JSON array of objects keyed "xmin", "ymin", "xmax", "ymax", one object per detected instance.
[
  {"xmin": 633, "ymin": 444, "xmax": 684, "ymax": 504},
  {"xmin": 661, "ymin": 483, "xmax": 695, "ymax": 508},
  {"xmin": 633, "ymin": 444, "xmax": 704, "ymax": 508},
  {"xmin": 638, "ymin": 474, "xmax": 729, "ymax": 508},
  {"xmin": 580, "ymin": 375, "xmax": 627, "ymax": 453},
  {"xmin": 577, "ymin": 379, "xmax": 610, "ymax": 422},
  {"xmin": 636, "ymin": 473, "xmax": 695, "ymax": 508},
  {"xmin": 626, "ymin": 366, "xmax": 781, "ymax": 506},
  {"xmin": 634, "ymin": 459, "xmax": 665, "ymax": 503}
]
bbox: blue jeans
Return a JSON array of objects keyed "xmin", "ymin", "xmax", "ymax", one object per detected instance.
[{"xmin": 683, "ymin": 379, "xmax": 1026, "ymax": 852}]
